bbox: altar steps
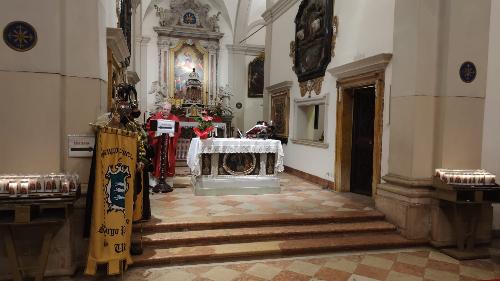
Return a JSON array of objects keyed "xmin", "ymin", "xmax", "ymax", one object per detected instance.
[
  {"xmin": 134, "ymin": 220, "xmax": 396, "ymax": 247},
  {"xmin": 132, "ymin": 233, "xmax": 424, "ymax": 267},
  {"xmin": 134, "ymin": 210, "xmax": 386, "ymax": 232},
  {"xmin": 132, "ymin": 211, "xmax": 425, "ymax": 267}
]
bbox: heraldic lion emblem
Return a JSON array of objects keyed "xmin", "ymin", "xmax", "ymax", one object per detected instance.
[{"xmin": 104, "ymin": 164, "xmax": 131, "ymax": 213}]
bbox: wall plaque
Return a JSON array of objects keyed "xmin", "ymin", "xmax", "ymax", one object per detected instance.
[
  {"xmin": 459, "ymin": 61, "xmax": 476, "ymax": 83},
  {"xmin": 68, "ymin": 135, "xmax": 95, "ymax": 157},
  {"xmin": 3, "ymin": 21, "xmax": 37, "ymax": 52},
  {"xmin": 293, "ymin": 0, "xmax": 334, "ymax": 83}
]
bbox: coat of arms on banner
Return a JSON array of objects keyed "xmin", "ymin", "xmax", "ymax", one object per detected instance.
[{"xmin": 104, "ymin": 164, "xmax": 131, "ymax": 213}]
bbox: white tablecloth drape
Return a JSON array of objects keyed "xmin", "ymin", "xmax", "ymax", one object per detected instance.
[{"xmin": 187, "ymin": 138, "xmax": 285, "ymax": 176}]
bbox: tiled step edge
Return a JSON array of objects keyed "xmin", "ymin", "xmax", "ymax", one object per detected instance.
[
  {"xmin": 132, "ymin": 221, "xmax": 397, "ymax": 247},
  {"xmin": 132, "ymin": 233, "xmax": 426, "ymax": 267},
  {"xmin": 133, "ymin": 210, "xmax": 385, "ymax": 232}
]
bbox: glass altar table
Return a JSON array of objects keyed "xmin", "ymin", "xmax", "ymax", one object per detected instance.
[{"xmin": 187, "ymin": 138, "xmax": 284, "ymax": 195}]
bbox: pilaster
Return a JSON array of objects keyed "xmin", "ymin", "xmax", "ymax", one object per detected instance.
[{"xmin": 377, "ymin": 0, "xmax": 493, "ymax": 245}]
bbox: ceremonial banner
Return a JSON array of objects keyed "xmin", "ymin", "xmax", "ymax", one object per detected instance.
[{"xmin": 85, "ymin": 128, "xmax": 137, "ymax": 275}]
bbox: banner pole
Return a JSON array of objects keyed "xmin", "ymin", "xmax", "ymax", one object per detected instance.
[
  {"xmin": 140, "ymin": 222, "xmax": 143, "ymax": 249},
  {"xmin": 121, "ymin": 260, "xmax": 124, "ymax": 281}
]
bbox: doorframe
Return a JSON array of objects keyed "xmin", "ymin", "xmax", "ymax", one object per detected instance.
[
  {"xmin": 328, "ymin": 53, "xmax": 392, "ymax": 196},
  {"xmin": 335, "ymin": 73, "xmax": 384, "ymax": 195}
]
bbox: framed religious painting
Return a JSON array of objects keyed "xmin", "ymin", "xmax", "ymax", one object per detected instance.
[
  {"xmin": 169, "ymin": 40, "xmax": 208, "ymax": 101},
  {"xmin": 293, "ymin": 0, "xmax": 334, "ymax": 82},
  {"xmin": 248, "ymin": 54, "xmax": 264, "ymax": 98},
  {"xmin": 271, "ymin": 90, "xmax": 290, "ymax": 139}
]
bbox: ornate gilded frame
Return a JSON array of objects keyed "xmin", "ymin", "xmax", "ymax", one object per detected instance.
[
  {"xmin": 222, "ymin": 153, "xmax": 257, "ymax": 176},
  {"xmin": 248, "ymin": 53, "xmax": 265, "ymax": 98},
  {"xmin": 169, "ymin": 40, "xmax": 209, "ymax": 103},
  {"xmin": 271, "ymin": 90, "xmax": 290, "ymax": 139}
]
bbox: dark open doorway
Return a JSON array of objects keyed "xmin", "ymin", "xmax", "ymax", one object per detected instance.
[{"xmin": 349, "ymin": 86, "xmax": 376, "ymax": 196}]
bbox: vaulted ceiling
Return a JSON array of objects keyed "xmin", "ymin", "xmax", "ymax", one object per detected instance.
[{"xmin": 141, "ymin": 0, "xmax": 267, "ymax": 43}]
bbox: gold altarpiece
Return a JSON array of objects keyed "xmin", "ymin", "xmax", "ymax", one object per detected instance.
[
  {"xmin": 168, "ymin": 40, "xmax": 209, "ymax": 104},
  {"xmin": 153, "ymin": 0, "xmax": 224, "ymax": 109}
]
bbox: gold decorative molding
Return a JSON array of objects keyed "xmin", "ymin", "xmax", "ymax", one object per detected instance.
[
  {"xmin": 289, "ymin": 41, "xmax": 295, "ymax": 59},
  {"xmin": 257, "ymin": 51, "xmax": 265, "ymax": 60},
  {"xmin": 331, "ymin": 16, "xmax": 338, "ymax": 57},
  {"xmin": 299, "ymin": 77, "xmax": 324, "ymax": 98},
  {"xmin": 271, "ymin": 89, "xmax": 290, "ymax": 139}
]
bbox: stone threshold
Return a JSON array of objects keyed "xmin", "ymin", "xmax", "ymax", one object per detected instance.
[{"xmin": 134, "ymin": 210, "xmax": 385, "ymax": 232}]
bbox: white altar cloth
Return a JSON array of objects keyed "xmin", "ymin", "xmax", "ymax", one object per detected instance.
[{"xmin": 187, "ymin": 138, "xmax": 285, "ymax": 176}]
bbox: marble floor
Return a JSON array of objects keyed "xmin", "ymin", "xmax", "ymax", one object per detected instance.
[
  {"xmin": 55, "ymin": 248, "xmax": 500, "ymax": 281},
  {"xmin": 148, "ymin": 172, "xmax": 375, "ymax": 222},
  {"xmin": 57, "ymin": 172, "xmax": 500, "ymax": 280}
]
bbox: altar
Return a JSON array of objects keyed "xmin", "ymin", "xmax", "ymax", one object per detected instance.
[{"xmin": 187, "ymin": 138, "xmax": 284, "ymax": 196}]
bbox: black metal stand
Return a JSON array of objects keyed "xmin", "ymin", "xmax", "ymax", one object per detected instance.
[{"xmin": 153, "ymin": 133, "xmax": 173, "ymax": 193}]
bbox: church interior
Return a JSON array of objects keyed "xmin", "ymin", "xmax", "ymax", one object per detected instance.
[{"xmin": 1, "ymin": 0, "xmax": 500, "ymax": 280}]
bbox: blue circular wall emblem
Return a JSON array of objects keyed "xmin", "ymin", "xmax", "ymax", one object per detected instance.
[
  {"xmin": 3, "ymin": 21, "xmax": 37, "ymax": 52},
  {"xmin": 183, "ymin": 12, "xmax": 197, "ymax": 25},
  {"xmin": 459, "ymin": 61, "xmax": 476, "ymax": 83}
]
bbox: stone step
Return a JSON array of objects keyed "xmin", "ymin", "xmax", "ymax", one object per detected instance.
[
  {"xmin": 132, "ymin": 233, "xmax": 425, "ymax": 267},
  {"xmin": 133, "ymin": 221, "xmax": 396, "ymax": 247},
  {"xmin": 134, "ymin": 210, "xmax": 385, "ymax": 232}
]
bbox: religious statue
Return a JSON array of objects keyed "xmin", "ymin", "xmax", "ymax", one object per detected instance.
[
  {"xmin": 148, "ymin": 81, "xmax": 168, "ymax": 112},
  {"xmin": 218, "ymin": 84, "xmax": 233, "ymax": 117},
  {"xmin": 207, "ymin": 12, "xmax": 221, "ymax": 32},
  {"xmin": 185, "ymin": 68, "xmax": 203, "ymax": 104}
]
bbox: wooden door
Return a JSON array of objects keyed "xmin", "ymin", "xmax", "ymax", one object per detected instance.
[{"xmin": 350, "ymin": 86, "xmax": 375, "ymax": 196}]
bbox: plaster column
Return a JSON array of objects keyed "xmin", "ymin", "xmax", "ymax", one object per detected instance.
[
  {"xmin": 376, "ymin": 0, "xmax": 492, "ymax": 244},
  {"xmin": 482, "ymin": 0, "xmax": 500, "ymax": 232},
  {"xmin": 137, "ymin": 36, "xmax": 150, "ymax": 117},
  {"xmin": 206, "ymin": 42, "xmax": 220, "ymax": 104},
  {"xmin": 262, "ymin": 5, "xmax": 273, "ymax": 120},
  {"xmin": 226, "ymin": 45, "xmax": 247, "ymax": 131},
  {"xmin": 157, "ymin": 40, "xmax": 165, "ymax": 91}
]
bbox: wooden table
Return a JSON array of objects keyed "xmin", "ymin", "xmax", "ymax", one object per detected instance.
[
  {"xmin": 0, "ymin": 197, "xmax": 77, "ymax": 281},
  {"xmin": 433, "ymin": 177, "xmax": 500, "ymax": 259}
]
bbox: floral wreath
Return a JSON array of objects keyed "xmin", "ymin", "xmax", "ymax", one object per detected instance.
[{"xmin": 193, "ymin": 111, "xmax": 215, "ymax": 139}]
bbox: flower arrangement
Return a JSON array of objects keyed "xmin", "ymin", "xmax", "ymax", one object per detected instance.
[{"xmin": 193, "ymin": 111, "xmax": 215, "ymax": 139}]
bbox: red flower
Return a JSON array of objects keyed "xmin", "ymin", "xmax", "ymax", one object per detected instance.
[
  {"xmin": 202, "ymin": 116, "xmax": 213, "ymax": 122},
  {"xmin": 193, "ymin": 126, "xmax": 214, "ymax": 139}
]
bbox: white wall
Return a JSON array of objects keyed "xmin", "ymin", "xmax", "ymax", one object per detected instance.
[
  {"xmin": 222, "ymin": 0, "xmax": 238, "ymax": 31},
  {"xmin": 482, "ymin": 0, "xmax": 500, "ymax": 230},
  {"xmin": 268, "ymin": 0, "xmax": 395, "ymax": 180},
  {"xmin": 244, "ymin": 55, "xmax": 265, "ymax": 130},
  {"xmin": 244, "ymin": 25, "xmax": 266, "ymax": 45},
  {"xmin": 100, "ymin": 0, "xmax": 118, "ymax": 29},
  {"xmin": 0, "ymin": 0, "xmax": 111, "ymax": 182},
  {"xmin": 248, "ymin": 0, "xmax": 267, "ymax": 25}
]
